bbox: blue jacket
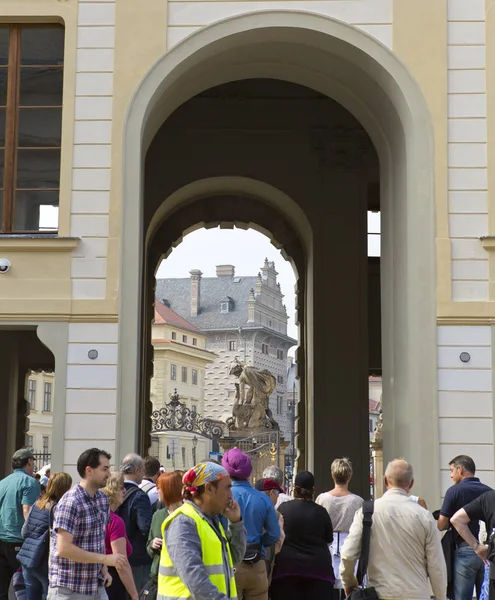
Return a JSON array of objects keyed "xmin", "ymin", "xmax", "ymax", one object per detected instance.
[
  {"xmin": 231, "ymin": 480, "xmax": 280, "ymax": 551},
  {"xmin": 116, "ymin": 482, "xmax": 152, "ymax": 566},
  {"xmin": 17, "ymin": 505, "xmax": 51, "ymax": 569}
]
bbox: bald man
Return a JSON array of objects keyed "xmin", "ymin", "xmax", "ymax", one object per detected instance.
[{"xmin": 340, "ymin": 459, "xmax": 447, "ymax": 600}]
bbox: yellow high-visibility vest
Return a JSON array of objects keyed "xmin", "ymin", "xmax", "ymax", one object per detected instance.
[{"xmin": 157, "ymin": 502, "xmax": 238, "ymax": 599}]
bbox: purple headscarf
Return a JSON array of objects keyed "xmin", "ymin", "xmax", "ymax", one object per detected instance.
[{"xmin": 222, "ymin": 448, "xmax": 252, "ymax": 480}]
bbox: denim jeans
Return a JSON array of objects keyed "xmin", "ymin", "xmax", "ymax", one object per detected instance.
[
  {"xmin": 454, "ymin": 544, "xmax": 485, "ymax": 600},
  {"xmin": 22, "ymin": 565, "xmax": 48, "ymax": 600}
]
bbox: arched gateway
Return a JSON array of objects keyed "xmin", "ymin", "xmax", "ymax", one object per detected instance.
[{"xmin": 118, "ymin": 12, "xmax": 438, "ymax": 502}]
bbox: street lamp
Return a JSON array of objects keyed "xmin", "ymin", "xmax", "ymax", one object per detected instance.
[{"xmin": 192, "ymin": 435, "xmax": 198, "ymax": 466}]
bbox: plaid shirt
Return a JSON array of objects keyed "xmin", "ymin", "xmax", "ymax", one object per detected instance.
[{"xmin": 49, "ymin": 484, "xmax": 110, "ymax": 595}]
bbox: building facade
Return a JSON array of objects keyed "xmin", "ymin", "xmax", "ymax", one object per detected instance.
[
  {"xmin": 150, "ymin": 301, "xmax": 216, "ymax": 469},
  {"xmin": 25, "ymin": 371, "xmax": 55, "ymax": 461},
  {"xmin": 156, "ymin": 262, "xmax": 297, "ymax": 444},
  {"xmin": 1, "ymin": 0, "xmax": 494, "ymax": 503}
]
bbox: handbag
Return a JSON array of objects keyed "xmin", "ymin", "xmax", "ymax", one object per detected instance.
[
  {"xmin": 139, "ymin": 577, "xmax": 157, "ymax": 600},
  {"xmin": 347, "ymin": 501, "xmax": 379, "ymax": 600}
]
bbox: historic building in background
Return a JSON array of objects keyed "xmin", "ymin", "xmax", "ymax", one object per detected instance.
[
  {"xmin": 1, "ymin": 1, "xmax": 493, "ymax": 505},
  {"xmin": 25, "ymin": 371, "xmax": 54, "ymax": 466},
  {"xmin": 156, "ymin": 261, "xmax": 297, "ymax": 446},
  {"xmin": 150, "ymin": 301, "xmax": 216, "ymax": 469}
]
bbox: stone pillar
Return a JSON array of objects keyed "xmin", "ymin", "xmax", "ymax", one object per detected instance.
[{"xmin": 371, "ymin": 441, "xmax": 384, "ymax": 499}]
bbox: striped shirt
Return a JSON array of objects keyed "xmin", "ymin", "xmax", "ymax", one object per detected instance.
[{"xmin": 49, "ymin": 484, "xmax": 109, "ymax": 595}]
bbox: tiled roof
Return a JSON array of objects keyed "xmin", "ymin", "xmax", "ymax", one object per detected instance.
[
  {"xmin": 155, "ymin": 275, "xmax": 259, "ymax": 331},
  {"xmin": 154, "ymin": 300, "xmax": 203, "ymax": 334}
]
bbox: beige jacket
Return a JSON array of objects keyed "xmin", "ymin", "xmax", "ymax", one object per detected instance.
[{"xmin": 340, "ymin": 488, "xmax": 447, "ymax": 600}]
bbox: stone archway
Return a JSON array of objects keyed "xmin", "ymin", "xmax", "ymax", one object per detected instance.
[
  {"xmin": 119, "ymin": 12, "xmax": 439, "ymax": 503},
  {"xmin": 143, "ymin": 178, "xmax": 311, "ymax": 471}
]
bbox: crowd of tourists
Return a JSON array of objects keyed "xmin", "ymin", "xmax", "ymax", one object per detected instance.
[{"xmin": 0, "ymin": 447, "xmax": 494, "ymax": 600}]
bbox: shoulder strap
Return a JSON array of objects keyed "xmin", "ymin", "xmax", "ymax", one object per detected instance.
[
  {"xmin": 356, "ymin": 500, "xmax": 374, "ymax": 586},
  {"xmin": 122, "ymin": 485, "xmax": 141, "ymax": 505},
  {"xmin": 49, "ymin": 502, "xmax": 57, "ymax": 536},
  {"xmin": 141, "ymin": 481, "xmax": 155, "ymax": 494}
]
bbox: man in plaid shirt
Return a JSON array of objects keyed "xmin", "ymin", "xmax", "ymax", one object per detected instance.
[{"xmin": 48, "ymin": 448, "xmax": 127, "ymax": 599}]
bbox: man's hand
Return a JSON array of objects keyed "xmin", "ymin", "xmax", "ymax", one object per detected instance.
[
  {"xmin": 151, "ymin": 537, "xmax": 162, "ymax": 550},
  {"xmin": 344, "ymin": 587, "xmax": 356, "ymax": 597},
  {"xmin": 103, "ymin": 553, "xmax": 127, "ymax": 570},
  {"xmin": 103, "ymin": 570, "xmax": 113, "ymax": 588},
  {"xmin": 224, "ymin": 499, "xmax": 242, "ymax": 523},
  {"xmin": 476, "ymin": 543, "xmax": 489, "ymax": 563}
]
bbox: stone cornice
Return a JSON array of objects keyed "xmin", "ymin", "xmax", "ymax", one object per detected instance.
[{"xmin": 0, "ymin": 235, "xmax": 79, "ymax": 252}]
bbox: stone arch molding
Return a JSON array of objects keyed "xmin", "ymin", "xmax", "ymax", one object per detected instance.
[
  {"xmin": 119, "ymin": 11, "xmax": 439, "ymax": 503},
  {"xmin": 147, "ymin": 176, "xmax": 312, "ymax": 272}
]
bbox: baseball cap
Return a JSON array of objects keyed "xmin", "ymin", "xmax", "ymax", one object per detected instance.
[
  {"xmin": 295, "ymin": 470, "xmax": 315, "ymax": 491},
  {"xmin": 13, "ymin": 448, "xmax": 34, "ymax": 461},
  {"xmin": 259, "ymin": 478, "xmax": 284, "ymax": 494}
]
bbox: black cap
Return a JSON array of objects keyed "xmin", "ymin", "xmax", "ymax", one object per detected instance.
[{"xmin": 295, "ymin": 470, "xmax": 314, "ymax": 490}]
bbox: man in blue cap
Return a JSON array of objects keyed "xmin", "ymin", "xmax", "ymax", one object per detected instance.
[{"xmin": 0, "ymin": 448, "xmax": 40, "ymax": 600}]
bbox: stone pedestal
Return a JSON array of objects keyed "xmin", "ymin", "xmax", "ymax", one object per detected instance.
[
  {"xmin": 220, "ymin": 429, "xmax": 286, "ymax": 484},
  {"xmin": 371, "ymin": 440, "xmax": 383, "ymax": 499}
]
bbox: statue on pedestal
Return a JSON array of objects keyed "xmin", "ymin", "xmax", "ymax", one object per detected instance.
[{"xmin": 226, "ymin": 359, "xmax": 278, "ymax": 431}]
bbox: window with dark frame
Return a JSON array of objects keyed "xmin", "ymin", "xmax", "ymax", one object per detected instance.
[
  {"xmin": 192, "ymin": 338, "xmax": 197, "ymax": 346},
  {"xmin": 27, "ymin": 378, "xmax": 36, "ymax": 408},
  {"xmin": 277, "ymin": 375, "xmax": 284, "ymax": 384},
  {"xmin": 277, "ymin": 349, "xmax": 284, "ymax": 360},
  {"xmin": 171, "ymin": 331, "xmax": 177, "ymax": 340},
  {"xmin": 182, "ymin": 335, "xmax": 187, "ymax": 343},
  {"xmin": 229, "ymin": 340, "xmax": 237, "ymax": 351},
  {"xmin": 261, "ymin": 343, "xmax": 269, "ymax": 355},
  {"xmin": 42, "ymin": 435, "xmax": 49, "ymax": 453},
  {"xmin": 43, "ymin": 381, "xmax": 52, "ymax": 412},
  {"xmin": 276, "ymin": 395, "xmax": 283, "ymax": 414},
  {"xmin": 192, "ymin": 369, "xmax": 198, "ymax": 385},
  {"xmin": 171, "ymin": 364, "xmax": 177, "ymax": 381},
  {"xmin": 26, "ymin": 434, "xmax": 33, "ymax": 448},
  {"xmin": 0, "ymin": 25, "xmax": 65, "ymax": 233},
  {"xmin": 182, "ymin": 366, "xmax": 187, "ymax": 383}
]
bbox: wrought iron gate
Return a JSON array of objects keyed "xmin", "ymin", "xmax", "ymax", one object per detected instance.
[{"xmin": 234, "ymin": 431, "xmax": 280, "ymax": 482}]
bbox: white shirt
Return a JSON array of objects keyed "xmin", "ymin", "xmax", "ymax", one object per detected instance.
[
  {"xmin": 275, "ymin": 492, "xmax": 293, "ymax": 510},
  {"xmin": 340, "ymin": 488, "xmax": 446, "ymax": 600},
  {"xmin": 139, "ymin": 479, "xmax": 159, "ymax": 506}
]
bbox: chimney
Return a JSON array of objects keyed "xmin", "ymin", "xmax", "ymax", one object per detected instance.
[
  {"xmin": 189, "ymin": 269, "xmax": 202, "ymax": 317},
  {"xmin": 216, "ymin": 265, "xmax": 235, "ymax": 278}
]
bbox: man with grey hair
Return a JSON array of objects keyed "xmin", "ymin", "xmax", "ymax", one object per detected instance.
[
  {"xmin": 116, "ymin": 453, "xmax": 153, "ymax": 593},
  {"xmin": 340, "ymin": 459, "xmax": 446, "ymax": 600},
  {"xmin": 263, "ymin": 466, "xmax": 292, "ymax": 509}
]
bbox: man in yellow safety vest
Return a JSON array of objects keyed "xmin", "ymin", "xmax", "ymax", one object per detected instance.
[{"xmin": 158, "ymin": 461, "xmax": 247, "ymax": 600}]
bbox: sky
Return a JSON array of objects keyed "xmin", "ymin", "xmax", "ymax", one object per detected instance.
[
  {"xmin": 155, "ymin": 227, "xmax": 300, "ymax": 340},
  {"xmin": 155, "ymin": 215, "xmax": 381, "ymax": 343}
]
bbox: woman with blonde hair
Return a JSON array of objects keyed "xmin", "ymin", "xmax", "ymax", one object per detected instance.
[
  {"xmin": 143, "ymin": 471, "xmax": 184, "ymax": 600},
  {"xmin": 18, "ymin": 472, "xmax": 72, "ymax": 600},
  {"xmin": 316, "ymin": 458, "xmax": 364, "ymax": 596},
  {"xmin": 102, "ymin": 471, "xmax": 138, "ymax": 600}
]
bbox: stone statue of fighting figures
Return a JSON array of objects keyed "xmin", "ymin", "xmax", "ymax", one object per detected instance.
[{"xmin": 227, "ymin": 358, "xmax": 279, "ymax": 431}]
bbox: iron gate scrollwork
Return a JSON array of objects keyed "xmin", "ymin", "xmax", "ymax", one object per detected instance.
[{"xmin": 151, "ymin": 389, "xmax": 223, "ymax": 440}]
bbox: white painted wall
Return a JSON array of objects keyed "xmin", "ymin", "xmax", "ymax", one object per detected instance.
[
  {"xmin": 166, "ymin": 0, "xmax": 393, "ymax": 49},
  {"xmin": 70, "ymin": 0, "xmax": 115, "ymax": 300},
  {"xmin": 437, "ymin": 326, "xmax": 494, "ymax": 498},
  {"xmin": 447, "ymin": 0, "xmax": 489, "ymax": 300},
  {"xmin": 63, "ymin": 323, "xmax": 119, "ymax": 481}
]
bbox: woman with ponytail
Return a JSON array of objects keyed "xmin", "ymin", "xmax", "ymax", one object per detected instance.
[{"xmin": 271, "ymin": 471, "xmax": 336, "ymax": 600}]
